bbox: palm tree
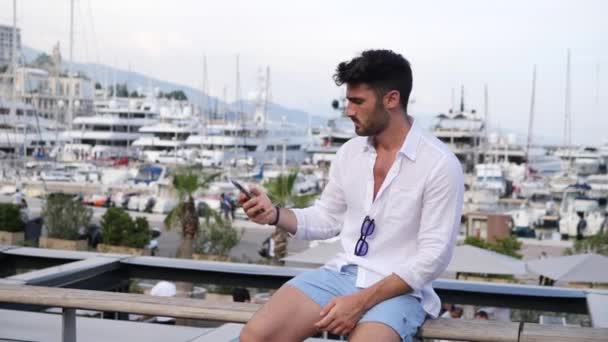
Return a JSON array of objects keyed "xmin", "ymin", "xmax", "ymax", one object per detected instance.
[
  {"xmin": 265, "ymin": 169, "xmax": 318, "ymax": 263},
  {"xmin": 164, "ymin": 167, "xmax": 219, "ymax": 258}
]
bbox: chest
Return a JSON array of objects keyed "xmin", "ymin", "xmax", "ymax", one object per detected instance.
[{"xmin": 373, "ymin": 153, "xmax": 398, "ymax": 199}]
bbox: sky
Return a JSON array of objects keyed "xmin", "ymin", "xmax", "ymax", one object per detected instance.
[{"xmin": 1, "ymin": 0, "xmax": 607, "ymax": 145}]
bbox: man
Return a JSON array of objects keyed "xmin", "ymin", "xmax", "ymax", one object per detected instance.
[{"xmin": 240, "ymin": 50, "xmax": 464, "ymax": 342}]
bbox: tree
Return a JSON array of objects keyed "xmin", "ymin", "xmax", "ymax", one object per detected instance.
[
  {"xmin": 0, "ymin": 203, "xmax": 25, "ymax": 232},
  {"xmin": 164, "ymin": 168, "xmax": 219, "ymax": 258},
  {"xmin": 30, "ymin": 53, "xmax": 54, "ymax": 69},
  {"xmin": 100, "ymin": 208, "xmax": 150, "ymax": 248},
  {"xmin": 464, "ymin": 235, "xmax": 523, "ymax": 259},
  {"xmin": 264, "ymin": 170, "xmax": 318, "ymax": 263},
  {"xmin": 565, "ymin": 232, "xmax": 608, "ymax": 256},
  {"xmin": 195, "ymin": 211, "xmax": 242, "ymax": 257},
  {"xmin": 42, "ymin": 194, "xmax": 92, "ymax": 240},
  {"xmin": 159, "ymin": 90, "xmax": 188, "ymax": 101}
]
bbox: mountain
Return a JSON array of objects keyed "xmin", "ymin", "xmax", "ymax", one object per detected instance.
[{"xmin": 22, "ymin": 45, "xmax": 328, "ymax": 128}]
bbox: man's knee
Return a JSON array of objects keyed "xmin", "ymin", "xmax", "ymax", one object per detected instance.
[{"xmin": 239, "ymin": 322, "xmax": 270, "ymax": 342}]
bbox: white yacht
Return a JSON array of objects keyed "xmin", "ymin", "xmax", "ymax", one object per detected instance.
[
  {"xmin": 554, "ymin": 146, "xmax": 604, "ymax": 176},
  {"xmin": 62, "ymin": 97, "xmax": 160, "ymax": 159},
  {"xmin": 432, "ymin": 88, "xmax": 484, "ymax": 172},
  {"xmin": 306, "ymin": 115, "xmax": 356, "ymax": 165},
  {"xmin": 0, "ymin": 98, "xmax": 67, "ymax": 157},
  {"xmin": 185, "ymin": 118, "xmax": 310, "ymax": 167},
  {"xmin": 558, "ymin": 185, "xmax": 605, "ymax": 238},
  {"xmin": 132, "ymin": 103, "xmax": 200, "ymax": 163}
]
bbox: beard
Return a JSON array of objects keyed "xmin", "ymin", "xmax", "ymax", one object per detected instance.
[{"xmin": 353, "ymin": 103, "xmax": 390, "ymax": 137}]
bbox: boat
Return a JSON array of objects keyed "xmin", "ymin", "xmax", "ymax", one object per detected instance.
[
  {"xmin": 432, "ymin": 87, "xmax": 485, "ymax": 172},
  {"xmin": 558, "ymin": 184, "xmax": 605, "ymax": 238},
  {"xmin": 306, "ymin": 115, "xmax": 355, "ymax": 165},
  {"xmin": 132, "ymin": 103, "xmax": 200, "ymax": 163},
  {"xmin": 62, "ymin": 96, "xmax": 160, "ymax": 160}
]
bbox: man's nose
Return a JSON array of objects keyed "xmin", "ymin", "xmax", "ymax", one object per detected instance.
[{"xmin": 345, "ymin": 103, "xmax": 356, "ymax": 117}]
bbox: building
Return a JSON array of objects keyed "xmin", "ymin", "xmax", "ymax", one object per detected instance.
[
  {"xmin": 0, "ymin": 24, "xmax": 21, "ymax": 68},
  {"xmin": 10, "ymin": 67, "xmax": 94, "ymax": 124}
]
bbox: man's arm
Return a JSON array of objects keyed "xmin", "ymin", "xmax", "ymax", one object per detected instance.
[
  {"xmin": 392, "ymin": 155, "xmax": 464, "ymax": 299},
  {"xmin": 240, "ymin": 148, "xmax": 347, "ymax": 240},
  {"xmin": 241, "ymin": 193, "xmax": 298, "ymax": 235}
]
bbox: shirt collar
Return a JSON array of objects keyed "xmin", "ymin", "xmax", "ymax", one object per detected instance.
[{"xmin": 363, "ymin": 116, "xmax": 422, "ymax": 161}]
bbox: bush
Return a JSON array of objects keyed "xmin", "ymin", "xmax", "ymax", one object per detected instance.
[
  {"xmin": 464, "ymin": 235, "xmax": 522, "ymax": 259},
  {"xmin": 42, "ymin": 194, "xmax": 92, "ymax": 240},
  {"xmin": 100, "ymin": 208, "xmax": 150, "ymax": 248},
  {"xmin": 195, "ymin": 212, "xmax": 242, "ymax": 256},
  {"xmin": 128, "ymin": 217, "xmax": 151, "ymax": 249},
  {"xmin": 565, "ymin": 232, "xmax": 608, "ymax": 256},
  {"xmin": 0, "ymin": 203, "xmax": 25, "ymax": 232}
]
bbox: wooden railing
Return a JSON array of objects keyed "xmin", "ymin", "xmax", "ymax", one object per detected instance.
[{"xmin": 1, "ymin": 284, "xmax": 607, "ymax": 342}]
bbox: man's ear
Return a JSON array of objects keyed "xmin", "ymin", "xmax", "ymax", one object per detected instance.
[{"xmin": 383, "ymin": 90, "xmax": 401, "ymax": 110}]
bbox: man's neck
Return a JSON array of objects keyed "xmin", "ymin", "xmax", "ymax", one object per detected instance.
[{"xmin": 374, "ymin": 114, "xmax": 412, "ymax": 153}]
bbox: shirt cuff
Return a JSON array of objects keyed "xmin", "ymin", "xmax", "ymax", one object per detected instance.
[
  {"xmin": 394, "ymin": 264, "xmax": 425, "ymax": 292},
  {"xmin": 290, "ymin": 208, "xmax": 308, "ymax": 240}
]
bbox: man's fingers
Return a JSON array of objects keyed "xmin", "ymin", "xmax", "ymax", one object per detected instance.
[
  {"xmin": 325, "ymin": 320, "xmax": 341, "ymax": 334},
  {"xmin": 241, "ymin": 197, "xmax": 258, "ymax": 211},
  {"xmin": 249, "ymin": 185, "xmax": 264, "ymax": 196},
  {"xmin": 319, "ymin": 300, "xmax": 335, "ymax": 317},
  {"xmin": 314, "ymin": 313, "xmax": 334, "ymax": 329},
  {"xmin": 245, "ymin": 203, "xmax": 266, "ymax": 217}
]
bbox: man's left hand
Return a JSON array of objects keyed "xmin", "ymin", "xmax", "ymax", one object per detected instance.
[{"xmin": 314, "ymin": 293, "xmax": 367, "ymax": 336}]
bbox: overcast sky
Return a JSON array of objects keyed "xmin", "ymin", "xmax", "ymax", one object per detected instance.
[{"xmin": 1, "ymin": 0, "xmax": 607, "ymax": 145}]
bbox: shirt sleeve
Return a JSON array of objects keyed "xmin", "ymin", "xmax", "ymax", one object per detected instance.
[
  {"xmin": 393, "ymin": 155, "xmax": 464, "ymax": 291},
  {"xmin": 290, "ymin": 149, "xmax": 347, "ymax": 240}
]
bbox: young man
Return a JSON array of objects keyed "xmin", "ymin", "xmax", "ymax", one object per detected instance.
[{"xmin": 240, "ymin": 50, "xmax": 464, "ymax": 342}]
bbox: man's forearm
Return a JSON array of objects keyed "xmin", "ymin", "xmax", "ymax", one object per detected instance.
[
  {"xmin": 274, "ymin": 207, "xmax": 298, "ymax": 235},
  {"xmin": 357, "ymin": 273, "xmax": 412, "ymax": 310}
]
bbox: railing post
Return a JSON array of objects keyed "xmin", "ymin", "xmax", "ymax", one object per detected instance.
[{"xmin": 62, "ymin": 308, "xmax": 77, "ymax": 342}]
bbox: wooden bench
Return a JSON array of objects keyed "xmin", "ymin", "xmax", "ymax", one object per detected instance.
[{"xmin": 1, "ymin": 284, "xmax": 606, "ymax": 342}]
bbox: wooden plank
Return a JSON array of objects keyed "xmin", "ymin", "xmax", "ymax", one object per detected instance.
[
  {"xmin": 418, "ymin": 318, "xmax": 520, "ymax": 342},
  {"xmin": 0, "ymin": 284, "xmax": 260, "ymax": 323},
  {"xmin": 520, "ymin": 323, "xmax": 608, "ymax": 342},
  {"xmin": 2, "ymin": 284, "xmax": 608, "ymax": 341}
]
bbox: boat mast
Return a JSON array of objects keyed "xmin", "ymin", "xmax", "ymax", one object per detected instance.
[
  {"xmin": 525, "ymin": 65, "xmax": 537, "ymax": 179},
  {"xmin": 235, "ymin": 54, "xmax": 246, "ymax": 160},
  {"xmin": 67, "ymin": 0, "xmax": 74, "ymax": 131},
  {"xmin": 10, "ymin": 0, "xmax": 18, "ymax": 156},
  {"xmin": 564, "ymin": 49, "xmax": 572, "ymax": 170},
  {"xmin": 483, "ymin": 84, "xmax": 489, "ymax": 163}
]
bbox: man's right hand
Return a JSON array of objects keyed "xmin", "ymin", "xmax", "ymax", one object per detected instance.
[{"xmin": 240, "ymin": 185, "xmax": 278, "ymax": 225}]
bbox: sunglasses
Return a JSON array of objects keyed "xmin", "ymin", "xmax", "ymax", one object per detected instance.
[{"xmin": 354, "ymin": 215, "xmax": 375, "ymax": 256}]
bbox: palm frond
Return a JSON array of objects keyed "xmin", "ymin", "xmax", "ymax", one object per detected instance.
[{"xmin": 164, "ymin": 202, "xmax": 185, "ymax": 231}]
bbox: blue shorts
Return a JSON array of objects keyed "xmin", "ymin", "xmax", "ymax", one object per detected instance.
[{"xmin": 286, "ymin": 265, "xmax": 426, "ymax": 342}]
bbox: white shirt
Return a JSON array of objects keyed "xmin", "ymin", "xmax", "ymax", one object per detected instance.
[{"xmin": 292, "ymin": 118, "xmax": 464, "ymax": 318}]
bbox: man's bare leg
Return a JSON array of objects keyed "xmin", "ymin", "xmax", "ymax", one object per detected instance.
[
  {"xmin": 240, "ymin": 285, "xmax": 322, "ymax": 342},
  {"xmin": 349, "ymin": 322, "xmax": 401, "ymax": 342}
]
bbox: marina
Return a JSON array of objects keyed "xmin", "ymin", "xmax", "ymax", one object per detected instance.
[{"xmin": 0, "ymin": 0, "xmax": 607, "ymax": 341}]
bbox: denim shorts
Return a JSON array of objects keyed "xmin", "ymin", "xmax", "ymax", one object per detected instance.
[{"xmin": 286, "ymin": 265, "xmax": 426, "ymax": 342}]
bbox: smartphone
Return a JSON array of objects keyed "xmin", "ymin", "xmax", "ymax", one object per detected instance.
[{"xmin": 231, "ymin": 179, "xmax": 252, "ymax": 200}]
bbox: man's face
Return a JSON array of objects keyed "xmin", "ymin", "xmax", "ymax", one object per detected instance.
[{"xmin": 345, "ymin": 83, "xmax": 390, "ymax": 136}]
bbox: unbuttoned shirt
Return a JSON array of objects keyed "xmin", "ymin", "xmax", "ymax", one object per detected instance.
[{"xmin": 292, "ymin": 118, "xmax": 464, "ymax": 318}]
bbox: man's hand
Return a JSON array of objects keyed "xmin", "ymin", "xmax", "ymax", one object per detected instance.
[
  {"xmin": 240, "ymin": 185, "xmax": 278, "ymax": 225},
  {"xmin": 314, "ymin": 293, "xmax": 367, "ymax": 336}
]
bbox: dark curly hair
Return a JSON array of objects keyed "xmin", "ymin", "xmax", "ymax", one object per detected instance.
[{"xmin": 334, "ymin": 49, "xmax": 412, "ymax": 112}]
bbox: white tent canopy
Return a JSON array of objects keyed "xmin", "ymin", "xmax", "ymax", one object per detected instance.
[
  {"xmin": 526, "ymin": 253, "xmax": 608, "ymax": 283},
  {"xmin": 445, "ymin": 245, "xmax": 527, "ymax": 275}
]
